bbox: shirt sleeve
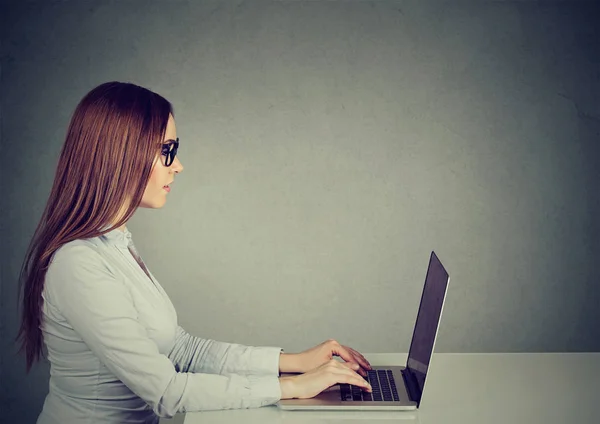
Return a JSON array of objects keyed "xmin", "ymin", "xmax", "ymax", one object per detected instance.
[
  {"xmin": 45, "ymin": 244, "xmax": 282, "ymax": 417},
  {"xmin": 168, "ymin": 326, "xmax": 282, "ymax": 376}
]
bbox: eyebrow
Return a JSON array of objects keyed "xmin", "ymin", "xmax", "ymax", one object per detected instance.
[{"xmin": 163, "ymin": 138, "xmax": 178, "ymax": 144}]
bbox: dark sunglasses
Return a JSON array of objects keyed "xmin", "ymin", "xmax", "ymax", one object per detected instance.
[{"xmin": 161, "ymin": 138, "xmax": 179, "ymax": 167}]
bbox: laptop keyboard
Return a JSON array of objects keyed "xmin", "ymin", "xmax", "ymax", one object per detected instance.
[{"xmin": 340, "ymin": 369, "xmax": 400, "ymax": 402}]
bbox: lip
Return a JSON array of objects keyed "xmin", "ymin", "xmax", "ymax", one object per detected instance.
[{"xmin": 163, "ymin": 185, "xmax": 171, "ymax": 193}]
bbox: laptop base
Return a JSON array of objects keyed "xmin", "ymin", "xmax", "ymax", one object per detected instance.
[{"xmin": 277, "ymin": 366, "xmax": 417, "ymax": 410}]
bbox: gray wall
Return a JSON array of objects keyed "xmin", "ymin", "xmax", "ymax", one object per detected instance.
[{"xmin": 1, "ymin": 0, "xmax": 599, "ymax": 422}]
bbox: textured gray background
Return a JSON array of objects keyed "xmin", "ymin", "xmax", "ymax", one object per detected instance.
[{"xmin": 1, "ymin": 1, "xmax": 599, "ymax": 423}]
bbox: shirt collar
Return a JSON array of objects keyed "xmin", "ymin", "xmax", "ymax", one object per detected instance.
[{"xmin": 100, "ymin": 225, "xmax": 133, "ymax": 249}]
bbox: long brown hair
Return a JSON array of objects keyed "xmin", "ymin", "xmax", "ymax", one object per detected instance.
[{"xmin": 16, "ymin": 81, "xmax": 174, "ymax": 371}]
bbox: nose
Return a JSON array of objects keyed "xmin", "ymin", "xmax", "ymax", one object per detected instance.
[{"xmin": 173, "ymin": 156, "xmax": 184, "ymax": 173}]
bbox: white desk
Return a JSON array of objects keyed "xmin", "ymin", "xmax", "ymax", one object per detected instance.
[{"xmin": 183, "ymin": 353, "xmax": 600, "ymax": 424}]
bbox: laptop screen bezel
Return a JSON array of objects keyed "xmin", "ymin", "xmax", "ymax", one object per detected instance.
[{"xmin": 404, "ymin": 251, "xmax": 450, "ymax": 406}]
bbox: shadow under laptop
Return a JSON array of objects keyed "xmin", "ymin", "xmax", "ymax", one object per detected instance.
[
  {"xmin": 185, "ymin": 407, "xmax": 420, "ymax": 424},
  {"xmin": 279, "ymin": 409, "xmax": 420, "ymax": 423}
]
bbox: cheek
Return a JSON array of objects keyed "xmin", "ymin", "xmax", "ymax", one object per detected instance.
[
  {"xmin": 149, "ymin": 170, "xmax": 160, "ymax": 187},
  {"xmin": 148, "ymin": 161, "xmax": 165, "ymax": 189}
]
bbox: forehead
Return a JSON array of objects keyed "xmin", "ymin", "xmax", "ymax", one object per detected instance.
[{"xmin": 164, "ymin": 114, "xmax": 177, "ymax": 140}]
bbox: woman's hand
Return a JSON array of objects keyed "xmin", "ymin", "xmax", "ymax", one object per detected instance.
[
  {"xmin": 280, "ymin": 339, "xmax": 372, "ymax": 376},
  {"xmin": 279, "ymin": 359, "xmax": 372, "ymax": 399}
]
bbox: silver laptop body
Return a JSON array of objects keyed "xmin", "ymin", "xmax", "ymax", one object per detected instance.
[{"xmin": 278, "ymin": 251, "xmax": 450, "ymax": 410}]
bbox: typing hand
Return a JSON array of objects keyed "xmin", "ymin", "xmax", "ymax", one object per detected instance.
[
  {"xmin": 279, "ymin": 359, "xmax": 372, "ymax": 399},
  {"xmin": 294, "ymin": 339, "xmax": 372, "ymax": 377}
]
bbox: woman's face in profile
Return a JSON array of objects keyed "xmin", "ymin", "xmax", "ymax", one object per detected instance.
[{"xmin": 139, "ymin": 114, "xmax": 183, "ymax": 209}]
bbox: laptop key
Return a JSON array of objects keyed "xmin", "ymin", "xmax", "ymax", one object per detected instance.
[
  {"xmin": 351, "ymin": 388, "xmax": 363, "ymax": 398},
  {"xmin": 341, "ymin": 370, "xmax": 400, "ymax": 402},
  {"xmin": 339, "ymin": 384, "xmax": 351, "ymax": 401}
]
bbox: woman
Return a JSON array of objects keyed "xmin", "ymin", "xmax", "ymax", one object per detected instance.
[{"xmin": 17, "ymin": 81, "xmax": 373, "ymax": 424}]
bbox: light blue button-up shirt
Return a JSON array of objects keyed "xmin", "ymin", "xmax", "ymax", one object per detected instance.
[{"xmin": 37, "ymin": 226, "xmax": 283, "ymax": 424}]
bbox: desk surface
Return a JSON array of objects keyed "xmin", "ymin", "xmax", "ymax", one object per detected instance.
[{"xmin": 183, "ymin": 353, "xmax": 600, "ymax": 424}]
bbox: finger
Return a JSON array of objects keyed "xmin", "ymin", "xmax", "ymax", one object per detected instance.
[
  {"xmin": 345, "ymin": 346, "xmax": 372, "ymax": 370},
  {"xmin": 331, "ymin": 342, "xmax": 363, "ymax": 371},
  {"xmin": 330, "ymin": 342, "xmax": 355, "ymax": 362},
  {"xmin": 333, "ymin": 367, "xmax": 372, "ymax": 392},
  {"xmin": 344, "ymin": 346, "xmax": 371, "ymax": 369},
  {"xmin": 339, "ymin": 361, "xmax": 367, "ymax": 377},
  {"xmin": 336, "ymin": 364, "xmax": 372, "ymax": 387},
  {"xmin": 346, "ymin": 361, "xmax": 366, "ymax": 377},
  {"xmin": 335, "ymin": 346, "xmax": 368, "ymax": 376}
]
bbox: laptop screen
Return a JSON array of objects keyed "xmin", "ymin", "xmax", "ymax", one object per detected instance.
[{"xmin": 405, "ymin": 251, "xmax": 449, "ymax": 405}]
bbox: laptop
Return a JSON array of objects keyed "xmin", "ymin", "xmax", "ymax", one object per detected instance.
[{"xmin": 278, "ymin": 250, "xmax": 450, "ymax": 410}]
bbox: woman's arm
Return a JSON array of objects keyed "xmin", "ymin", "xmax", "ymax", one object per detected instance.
[
  {"xmin": 46, "ymin": 244, "xmax": 281, "ymax": 418},
  {"xmin": 167, "ymin": 326, "xmax": 283, "ymax": 376}
]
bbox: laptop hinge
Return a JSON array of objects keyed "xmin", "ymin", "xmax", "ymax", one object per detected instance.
[{"xmin": 402, "ymin": 368, "xmax": 422, "ymax": 405}]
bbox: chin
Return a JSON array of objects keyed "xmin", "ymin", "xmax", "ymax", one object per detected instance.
[{"xmin": 139, "ymin": 199, "xmax": 167, "ymax": 209}]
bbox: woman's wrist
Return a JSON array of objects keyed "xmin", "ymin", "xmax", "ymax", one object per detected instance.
[
  {"xmin": 279, "ymin": 375, "xmax": 296, "ymax": 399},
  {"xmin": 279, "ymin": 352, "xmax": 304, "ymax": 373}
]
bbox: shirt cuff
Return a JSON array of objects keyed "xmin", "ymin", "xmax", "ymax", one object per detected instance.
[
  {"xmin": 247, "ymin": 374, "xmax": 282, "ymax": 406},
  {"xmin": 247, "ymin": 346, "xmax": 283, "ymax": 376}
]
